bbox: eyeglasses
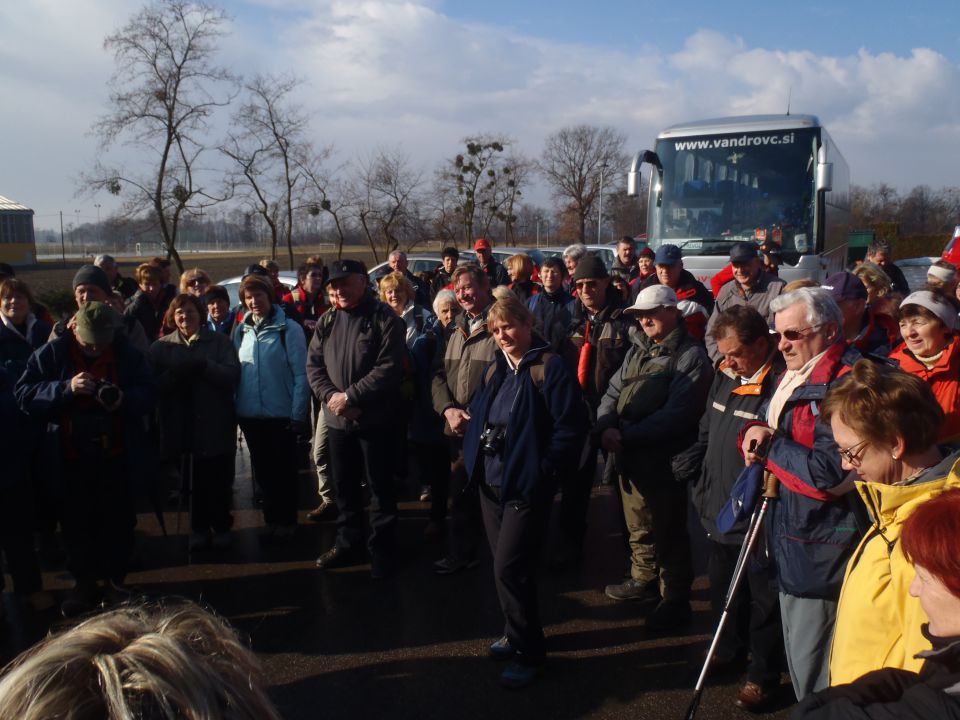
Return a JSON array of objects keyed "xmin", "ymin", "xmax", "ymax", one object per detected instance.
[
  {"xmin": 774, "ymin": 324, "xmax": 822, "ymax": 342},
  {"xmin": 838, "ymin": 438, "xmax": 870, "ymax": 467},
  {"xmin": 898, "ymin": 317, "xmax": 932, "ymax": 331}
]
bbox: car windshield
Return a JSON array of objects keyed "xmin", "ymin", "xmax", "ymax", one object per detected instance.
[{"xmin": 649, "ymin": 127, "xmax": 818, "ymax": 257}]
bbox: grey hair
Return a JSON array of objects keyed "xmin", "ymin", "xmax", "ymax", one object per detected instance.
[
  {"xmin": 866, "ymin": 239, "xmax": 891, "ymax": 257},
  {"xmin": 432, "ymin": 288, "xmax": 457, "ymax": 316},
  {"xmin": 94, "ymin": 254, "xmax": 115, "ymax": 267},
  {"xmin": 563, "ymin": 243, "xmax": 587, "ymax": 261},
  {"xmin": 0, "ymin": 600, "xmax": 281, "ymax": 720},
  {"xmin": 770, "ymin": 287, "xmax": 843, "ymax": 334},
  {"xmin": 388, "ymin": 250, "xmax": 406, "ymax": 262}
]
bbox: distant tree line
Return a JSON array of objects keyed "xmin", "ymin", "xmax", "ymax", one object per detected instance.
[{"xmin": 851, "ymin": 183, "xmax": 960, "ymax": 237}]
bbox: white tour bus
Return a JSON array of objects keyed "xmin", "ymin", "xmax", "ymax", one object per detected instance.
[{"xmin": 627, "ymin": 114, "xmax": 850, "ymax": 286}]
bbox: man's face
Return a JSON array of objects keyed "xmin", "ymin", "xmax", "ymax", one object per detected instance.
[
  {"xmin": 868, "ymin": 250, "xmax": 890, "ymax": 267},
  {"xmin": 140, "ymin": 279, "xmax": 162, "ymax": 301},
  {"xmin": 75, "ymin": 284, "xmax": 108, "ymax": 306},
  {"xmin": 575, "ymin": 277, "xmax": 609, "ymax": 313},
  {"xmin": 732, "ymin": 257, "xmax": 762, "ymax": 289},
  {"xmin": 656, "ymin": 262, "xmax": 683, "ymax": 288},
  {"xmin": 302, "ymin": 268, "xmax": 324, "ymax": 295},
  {"xmin": 838, "ymin": 298, "xmax": 866, "ymax": 331},
  {"xmin": 389, "ymin": 254, "xmax": 408, "ymax": 273},
  {"xmin": 635, "ymin": 306, "xmax": 679, "ymax": 343},
  {"xmin": 442, "ymin": 255, "xmax": 457, "ymax": 273},
  {"xmin": 329, "ymin": 273, "xmax": 367, "ymax": 310},
  {"xmin": 775, "ymin": 302, "xmax": 834, "ymax": 370},
  {"xmin": 476, "ymin": 247, "xmax": 492, "ymax": 266},
  {"xmin": 455, "ymin": 273, "xmax": 489, "ymax": 316},
  {"xmin": 540, "ymin": 265, "xmax": 563, "ymax": 293},
  {"xmin": 716, "ymin": 330, "xmax": 770, "ymax": 378},
  {"xmin": 617, "ymin": 242, "xmax": 634, "ymax": 266}
]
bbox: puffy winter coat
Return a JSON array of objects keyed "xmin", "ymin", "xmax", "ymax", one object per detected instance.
[
  {"xmin": 829, "ymin": 453, "xmax": 960, "ymax": 685},
  {"xmin": 432, "ymin": 308, "xmax": 498, "ymax": 435},
  {"xmin": 892, "ymin": 336, "xmax": 960, "ymax": 443},
  {"xmin": 233, "ymin": 306, "xmax": 309, "ymax": 422}
]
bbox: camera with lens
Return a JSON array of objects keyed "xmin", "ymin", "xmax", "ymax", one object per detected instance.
[
  {"xmin": 480, "ymin": 425, "xmax": 506, "ymax": 457},
  {"xmin": 94, "ymin": 378, "xmax": 121, "ymax": 408}
]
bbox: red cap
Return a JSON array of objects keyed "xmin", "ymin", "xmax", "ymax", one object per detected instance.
[{"xmin": 474, "ymin": 238, "xmax": 491, "ymax": 251}]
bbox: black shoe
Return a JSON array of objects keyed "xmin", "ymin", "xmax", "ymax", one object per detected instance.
[
  {"xmin": 604, "ymin": 578, "xmax": 660, "ymax": 602},
  {"xmin": 645, "ymin": 599, "xmax": 692, "ymax": 632},
  {"xmin": 433, "ymin": 555, "xmax": 479, "ymax": 576},
  {"xmin": 316, "ymin": 545, "xmax": 364, "ymax": 570}
]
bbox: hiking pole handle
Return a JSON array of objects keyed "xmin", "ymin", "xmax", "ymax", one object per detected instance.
[{"xmin": 762, "ymin": 469, "xmax": 779, "ymax": 499}]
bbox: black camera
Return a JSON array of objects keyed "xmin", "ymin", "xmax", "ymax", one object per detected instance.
[
  {"xmin": 480, "ymin": 425, "xmax": 506, "ymax": 457},
  {"xmin": 94, "ymin": 378, "xmax": 121, "ymax": 408}
]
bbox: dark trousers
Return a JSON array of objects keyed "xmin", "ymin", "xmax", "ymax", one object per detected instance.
[
  {"xmin": 446, "ymin": 436, "xmax": 481, "ymax": 561},
  {"xmin": 61, "ymin": 457, "xmax": 134, "ymax": 584},
  {"xmin": 411, "ymin": 441, "xmax": 450, "ymax": 523},
  {"xmin": 238, "ymin": 418, "xmax": 298, "ymax": 527},
  {"xmin": 708, "ymin": 539, "xmax": 783, "ymax": 689},
  {"xmin": 479, "ymin": 485, "xmax": 551, "ymax": 665},
  {"xmin": 327, "ymin": 425, "xmax": 397, "ymax": 557},
  {"xmin": 188, "ymin": 453, "xmax": 235, "ymax": 534},
  {"xmin": 558, "ymin": 440, "xmax": 599, "ymax": 548},
  {"xmin": 0, "ymin": 484, "xmax": 41, "ymax": 595}
]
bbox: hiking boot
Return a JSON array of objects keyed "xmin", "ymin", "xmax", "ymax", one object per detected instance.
[
  {"xmin": 489, "ymin": 635, "xmax": 515, "ymax": 661},
  {"xmin": 433, "ymin": 555, "xmax": 479, "ymax": 576},
  {"xmin": 603, "ymin": 578, "xmax": 660, "ymax": 603},
  {"xmin": 645, "ymin": 599, "xmax": 692, "ymax": 632},
  {"xmin": 316, "ymin": 545, "xmax": 365, "ymax": 570},
  {"xmin": 735, "ymin": 681, "xmax": 772, "ymax": 712},
  {"xmin": 306, "ymin": 500, "xmax": 337, "ymax": 522}
]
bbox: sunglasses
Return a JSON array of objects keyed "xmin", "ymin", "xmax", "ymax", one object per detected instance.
[
  {"xmin": 774, "ymin": 324, "xmax": 822, "ymax": 342},
  {"xmin": 187, "ymin": 278, "xmax": 209, "ymax": 287}
]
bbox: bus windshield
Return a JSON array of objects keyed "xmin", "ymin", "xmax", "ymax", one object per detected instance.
[{"xmin": 649, "ymin": 127, "xmax": 818, "ymax": 256}]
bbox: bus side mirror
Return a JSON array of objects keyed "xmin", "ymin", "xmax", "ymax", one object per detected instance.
[
  {"xmin": 627, "ymin": 150, "xmax": 663, "ymax": 205},
  {"xmin": 816, "ymin": 162, "xmax": 833, "ymax": 192}
]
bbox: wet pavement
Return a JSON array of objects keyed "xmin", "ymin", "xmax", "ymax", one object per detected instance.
[{"xmin": 2, "ymin": 444, "xmax": 797, "ymax": 720}]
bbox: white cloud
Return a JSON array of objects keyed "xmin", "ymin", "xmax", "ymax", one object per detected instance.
[{"xmin": 2, "ymin": 1, "xmax": 959, "ymax": 229}]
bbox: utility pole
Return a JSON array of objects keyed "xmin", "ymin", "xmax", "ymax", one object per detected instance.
[
  {"xmin": 598, "ymin": 162, "xmax": 608, "ymax": 243},
  {"xmin": 59, "ymin": 211, "xmax": 65, "ymax": 264}
]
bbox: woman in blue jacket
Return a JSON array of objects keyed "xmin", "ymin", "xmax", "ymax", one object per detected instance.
[
  {"xmin": 463, "ymin": 296, "xmax": 588, "ymax": 689},
  {"xmin": 234, "ymin": 275, "xmax": 308, "ymax": 541}
]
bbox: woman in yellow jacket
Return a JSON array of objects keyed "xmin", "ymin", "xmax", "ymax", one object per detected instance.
[{"xmin": 820, "ymin": 359, "xmax": 960, "ymax": 685}]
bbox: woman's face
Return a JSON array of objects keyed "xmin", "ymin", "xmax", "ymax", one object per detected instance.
[
  {"xmin": 638, "ymin": 256, "xmax": 654, "ymax": 275},
  {"xmin": 243, "ymin": 288, "xmax": 272, "ymax": 318},
  {"xmin": 384, "ymin": 286, "xmax": 407, "ymax": 314},
  {"xmin": 899, "ymin": 313, "xmax": 949, "ymax": 357},
  {"xmin": 0, "ymin": 291, "xmax": 29, "ymax": 325},
  {"xmin": 174, "ymin": 302, "xmax": 202, "ymax": 337},
  {"xmin": 508, "ymin": 264, "xmax": 522, "ymax": 282},
  {"xmin": 489, "ymin": 314, "xmax": 533, "ymax": 360},
  {"xmin": 437, "ymin": 300, "xmax": 459, "ymax": 327},
  {"xmin": 207, "ymin": 298, "xmax": 228, "ymax": 323},
  {"xmin": 830, "ymin": 415, "xmax": 898, "ymax": 485},
  {"xmin": 909, "ymin": 565, "xmax": 960, "ymax": 637},
  {"xmin": 540, "ymin": 265, "xmax": 563, "ymax": 293},
  {"xmin": 186, "ymin": 275, "xmax": 210, "ymax": 297}
]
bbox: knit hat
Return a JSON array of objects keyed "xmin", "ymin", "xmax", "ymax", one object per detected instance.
[
  {"xmin": 72, "ymin": 265, "xmax": 112, "ymax": 296},
  {"xmin": 573, "ymin": 254, "xmax": 609, "ymax": 281}
]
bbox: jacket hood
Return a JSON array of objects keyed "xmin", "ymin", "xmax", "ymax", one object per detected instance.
[{"xmin": 241, "ymin": 305, "xmax": 288, "ymax": 330}]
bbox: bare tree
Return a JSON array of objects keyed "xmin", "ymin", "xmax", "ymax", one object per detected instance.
[
  {"xmin": 222, "ymin": 73, "xmax": 308, "ymax": 269},
  {"xmin": 539, "ymin": 125, "xmax": 628, "ymax": 242},
  {"xmin": 299, "ymin": 151, "xmax": 351, "ymax": 260},
  {"xmin": 85, "ymin": 0, "xmax": 236, "ymax": 272},
  {"xmin": 491, "ymin": 154, "xmax": 532, "ymax": 245},
  {"xmin": 446, "ymin": 135, "xmax": 513, "ymax": 245}
]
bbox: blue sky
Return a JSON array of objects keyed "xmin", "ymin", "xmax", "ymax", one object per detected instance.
[{"xmin": 2, "ymin": 0, "xmax": 959, "ymax": 230}]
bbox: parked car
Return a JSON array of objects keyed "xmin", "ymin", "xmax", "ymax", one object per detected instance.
[
  {"xmin": 540, "ymin": 244, "xmax": 616, "ymax": 270},
  {"xmin": 368, "ymin": 254, "xmax": 442, "ymax": 285},
  {"xmin": 217, "ymin": 271, "xmax": 298, "ymax": 308}
]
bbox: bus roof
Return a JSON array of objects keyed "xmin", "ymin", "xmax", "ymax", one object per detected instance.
[{"xmin": 657, "ymin": 114, "xmax": 822, "ymax": 139}]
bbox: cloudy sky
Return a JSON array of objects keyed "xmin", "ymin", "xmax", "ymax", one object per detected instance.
[{"xmin": 3, "ymin": 0, "xmax": 959, "ymax": 231}]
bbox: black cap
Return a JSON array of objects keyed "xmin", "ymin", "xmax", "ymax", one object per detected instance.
[
  {"xmin": 242, "ymin": 264, "xmax": 269, "ymax": 280},
  {"xmin": 325, "ymin": 259, "xmax": 367, "ymax": 286},
  {"xmin": 205, "ymin": 284, "xmax": 230, "ymax": 304},
  {"xmin": 573, "ymin": 254, "xmax": 609, "ymax": 281},
  {"xmin": 72, "ymin": 265, "xmax": 113, "ymax": 296},
  {"xmin": 729, "ymin": 243, "xmax": 760, "ymax": 263}
]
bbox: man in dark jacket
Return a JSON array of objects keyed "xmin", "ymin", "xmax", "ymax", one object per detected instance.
[
  {"xmin": 633, "ymin": 244, "xmax": 714, "ymax": 340},
  {"xmin": 16, "ymin": 301, "xmax": 155, "ymax": 618},
  {"xmin": 433, "ymin": 246, "xmax": 459, "ymax": 293},
  {"xmin": 705, "ymin": 243, "xmax": 785, "ymax": 363},
  {"xmin": 676, "ymin": 305, "xmax": 785, "ymax": 710},
  {"xmin": 527, "ymin": 257, "xmax": 573, "ymax": 353},
  {"xmin": 611, "ymin": 236, "xmax": 640, "ymax": 282},
  {"xmin": 388, "ymin": 250, "xmax": 432, "ymax": 308},
  {"xmin": 824, "ymin": 271, "xmax": 896, "ymax": 357},
  {"xmin": 596, "ymin": 284, "xmax": 713, "ymax": 630},
  {"xmin": 474, "ymin": 238, "xmax": 509, "ymax": 288},
  {"xmin": 431, "ymin": 264, "xmax": 498, "ymax": 573},
  {"xmin": 741, "ymin": 287, "xmax": 862, "ymax": 699},
  {"xmin": 555, "ymin": 254, "xmax": 635, "ymax": 566},
  {"xmin": 308, "ymin": 260, "xmax": 407, "ymax": 578},
  {"xmin": 865, "ymin": 239, "xmax": 910, "ymax": 296},
  {"xmin": 95, "ymin": 254, "xmax": 138, "ymax": 300}
]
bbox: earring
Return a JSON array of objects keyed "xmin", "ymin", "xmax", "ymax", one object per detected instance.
[{"xmin": 892, "ymin": 454, "xmax": 899, "ymax": 460}]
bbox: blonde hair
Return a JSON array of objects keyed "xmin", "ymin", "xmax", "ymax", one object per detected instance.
[
  {"xmin": 505, "ymin": 253, "xmax": 533, "ymax": 281},
  {"xmin": 135, "ymin": 263, "xmax": 162, "ymax": 285},
  {"xmin": 0, "ymin": 600, "xmax": 281, "ymax": 720},
  {"xmin": 853, "ymin": 262, "xmax": 892, "ymax": 301},
  {"xmin": 487, "ymin": 294, "xmax": 534, "ymax": 328},
  {"xmin": 782, "ymin": 277, "xmax": 819, "ymax": 293},
  {"xmin": 178, "ymin": 268, "xmax": 211, "ymax": 293},
  {"xmin": 378, "ymin": 271, "xmax": 415, "ymax": 305}
]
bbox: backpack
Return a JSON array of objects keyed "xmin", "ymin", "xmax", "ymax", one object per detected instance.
[{"xmin": 484, "ymin": 351, "xmax": 555, "ymax": 392}]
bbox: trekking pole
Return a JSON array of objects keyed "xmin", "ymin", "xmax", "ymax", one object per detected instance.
[{"xmin": 683, "ymin": 468, "xmax": 779, "ymax": 720}]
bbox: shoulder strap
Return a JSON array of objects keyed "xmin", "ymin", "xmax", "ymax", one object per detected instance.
[
  {"xmin": 414, "ymin": 305, "xmax": 424, "ymax": 334},
  {"xmin": 528, "ymin": 351, "xmax": 555, "ymax": 391}
]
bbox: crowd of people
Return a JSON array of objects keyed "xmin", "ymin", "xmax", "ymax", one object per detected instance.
[{"xmin": 1, "ymin": 235, "xmax": 960, "ymax": 713}]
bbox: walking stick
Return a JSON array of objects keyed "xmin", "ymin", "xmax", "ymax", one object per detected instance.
[{"xmin": 683, "ymin": 467, "xmax": 779, "ymax": 720}]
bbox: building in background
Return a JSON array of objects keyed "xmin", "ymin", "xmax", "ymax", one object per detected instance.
[{"xmin": 0, "ymin": 196, "xmax": 37, "ymax": 266}]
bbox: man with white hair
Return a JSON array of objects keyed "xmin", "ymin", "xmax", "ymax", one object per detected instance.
[
  {"xmin": 740, "ymin": 287, "xmax": 863, "ymax": 700},
  {"xmin": 596, "ymin": 284, "xmax": 713, "ymax": 630},
  {"xmin": 388, "ymin": 250, "xmax": 431, "ymax": 307}
]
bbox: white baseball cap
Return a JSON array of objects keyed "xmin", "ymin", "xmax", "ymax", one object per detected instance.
[{"xmin": 626, "ymin": 284, "xmax": 678, "ymax": 313}]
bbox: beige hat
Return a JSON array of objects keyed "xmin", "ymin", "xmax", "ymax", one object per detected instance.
[{"xmin": 626, "ymin": 284, "xmax": 678, "ymax": 313}]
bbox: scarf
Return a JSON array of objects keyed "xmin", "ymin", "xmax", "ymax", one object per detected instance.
[{"xmin": 766, "ymin": 349, "xmax": 827, "ymax": 430}]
